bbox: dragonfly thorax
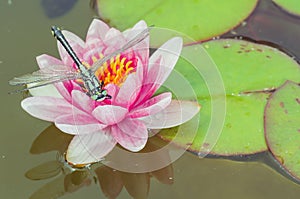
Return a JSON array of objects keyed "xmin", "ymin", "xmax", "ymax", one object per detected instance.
[{"xmin": 80, "ymin": 69, "xmax": 111, "ymax": 101}]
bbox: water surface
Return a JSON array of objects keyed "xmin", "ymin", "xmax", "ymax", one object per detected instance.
[{"xmin": 1, "ymin": 0, "xmax": 300, "ymax": 198}]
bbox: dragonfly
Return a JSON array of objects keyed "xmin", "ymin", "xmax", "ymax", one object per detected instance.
[{"xmin": 9, "ymin": 25, "xmax": 151, "ymax": 101}]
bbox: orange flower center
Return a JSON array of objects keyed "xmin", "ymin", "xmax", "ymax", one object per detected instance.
[{"xmin": 81, "ymin": 53, "xmax": 137, "ymax": 87}]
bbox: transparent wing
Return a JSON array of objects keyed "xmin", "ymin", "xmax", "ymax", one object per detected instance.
[
  {"xmin": 89, "ymin": 26, "xmax": 152, "ymax": 73},
  {"xmin": 9, "ymin": 65, "xmax": 81, "ymax": 93},
  {"xmin": 9, "ymin": 76, "xmax": 80, "ymax": 94},
  {"xmin": 9, "ymin": 65, "xmax": 80, "ymax": 86}
]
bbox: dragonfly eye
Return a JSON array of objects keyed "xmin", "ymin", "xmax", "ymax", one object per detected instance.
[
  {"xmin": 101, "ymin": 90, "xmax": 107, "ymax": 95},
  {"xmin": 101, "ymin": 90, "xmax": 112, "ymax": 99}
]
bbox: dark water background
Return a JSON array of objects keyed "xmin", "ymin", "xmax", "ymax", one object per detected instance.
[{"xmin": 1, "ymin": 0, "xmax": 300, "ymax": 198}]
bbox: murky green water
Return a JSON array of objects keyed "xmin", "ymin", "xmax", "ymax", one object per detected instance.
[{"xmin": 1, "ymin": 0, "xmax": 300, "ymax": 198}]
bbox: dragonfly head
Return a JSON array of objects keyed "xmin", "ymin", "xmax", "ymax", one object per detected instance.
[{"xmin": 91, "ymin": 89, "xmax": 112, "ymax": 101}]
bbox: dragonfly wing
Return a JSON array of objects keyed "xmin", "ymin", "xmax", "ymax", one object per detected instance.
[
  {"xmin": 9, "ymin": 65, "xmax": 79, "ymax": 85},
  {"xmin": 9, "ymin": 75, "xmax": 81, "ymax": 93},
  {"xmin": 90, "ymin": 26, "xmax": 151, "ymax": 73}
]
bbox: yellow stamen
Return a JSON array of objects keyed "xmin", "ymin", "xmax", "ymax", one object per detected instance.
[
  {"xmin": 87, "ymin": 52, "xmax": 137, "ymax": 87},
  {"xmin": 92, "ymin": 56, "xmax": 98, "ymax": 63},
  {"xmin": 120, "ymin": 57, "xmax": 126, "ymax": 67},
  {"xmin": 112, "ymin": 59, "xmax": 117, "ymax": 74},
  {"xmin": 115, "ymin": 54, "xmax": 120, "ymax": 64},
  {"xmin": 125, "ymin": 61, "xmax": 132, "ymax": 70}
]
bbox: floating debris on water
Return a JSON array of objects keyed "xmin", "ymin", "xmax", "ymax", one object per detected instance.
[
  {"xmin": 223, "ymin": 43, "xmax": 231, "ymax": 48},
  {"xmin": 230, "ymin": 30, "xmax": 237, "ymax": 35}
]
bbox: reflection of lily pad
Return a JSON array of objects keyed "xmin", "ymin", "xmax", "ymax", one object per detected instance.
[
  {"xmin": 30, "ymin": 124, "xmax": 73, "ymax": 154},
  {"xmin": 159, "ymin": 39, "xmax": 300, "ymax": 155},
  {"xmin": 265, "ymin": 81, "xmax": 300, "ymax": 180},
  {"xmin": 94, "ymin": 0, "xmax": 258, "ymax": 41},
  {"xmin": 25, "ymin": 161, "xmax": 62, "ymax": 180},
  {"xmin": 41, "ymin": 0, "xmax": 78, "ymax": 18},
  {"xmin": 273, "ymin": 0, "xmax": 300, "ymax": 16}
]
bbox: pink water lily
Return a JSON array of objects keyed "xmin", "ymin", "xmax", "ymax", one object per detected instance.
[{"xmin": 21, "ymin": 19, "xmax": 200, "ymax": 165}]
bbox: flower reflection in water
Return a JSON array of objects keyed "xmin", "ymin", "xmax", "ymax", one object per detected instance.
[{"xmin": 26, "ymin": 125, "xmax": 174, "ymax": 198}]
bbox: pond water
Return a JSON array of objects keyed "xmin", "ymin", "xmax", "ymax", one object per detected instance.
[{"xmin": 1, "ymin": 0, "xmax": 300, "ymax": 198}]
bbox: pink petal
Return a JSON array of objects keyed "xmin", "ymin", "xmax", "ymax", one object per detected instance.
[
  {"xmin": 56, "ymin": 123, "xmax": 106, "ymax": 136},
  {"xmin": 134, "ymin": 42, "xmax": 149, "ymax": 73},
  {"xmin": 86, "ymin": 19, "xmax": 110, "ymax": 45},
  {"xmin": 123, "ymin": 20, "xmax": 147, "ymax": 40},
  {"xmin": 85, "ymin": 19, "xmax": 109, "ymax": 57},
  {"xmin": 129, "ymin": 92, "xmax": 172, "ymax": 118},
  {"xmin": 113, "ymin": 56, "xmax": 145, "ymax": 107},
  {"xmin": 103, "ymin": 28, "xmax": 126, "ymax": 54},
  {"xmin": 132, "ymin": 57, "xmax": 161, "ymax": 105},
  {"xmin": 56, "ymin": 112, "xmax": 98, "ymax": 125},
  {"xmin": 83, "ymin": 43, "xmax": 105, "ymax": 62},
  {"xmin": 105, "ymin": 83, "xmax": 119, "ymax": 100},
  {"xmin": 140, "ymin": 100, "xmax": 200, "ymax": 129},
  {"xmin": 21, "ymin": 97, "xmax": 73, "ymax": 122},
  {"xmin": 55, "ymin": 113, "xmax": 106, "ymax": 135},
  {"xmin": 71, "ymin": 90, "xmax": 95, "ymax": 113},
  {"xmin": 35, "ymin": 54, "xmax": 75, "ymax": 99},
  {"xmin": 123, "ymin": 20, "xmax": 149, "ymax": 64},
  {"xmin": 92, "ymin": 105, "xmax": 128, "ymax": 125},
  {"xmin": 114, "ymin": 72, "xmax": 142, "ymax": 107},
  {"xmin": 111, "ymin": 118, "xmax": 148, "ymax": 152},
  {"xmin": 54, "ymin": 82, "xmax": 72, "ymax": 101},
  {"xmin": 138, "ymin": 37, "xmax": 183, "ymax": 102},
  {"xmin": 54, "ymin": 79, "xmax": 83, "ymax": 102},
  {"xmin": 36, "ymin": 54, "xmax": 63, "ymax": 69},
  {"xmin": 66, "ymin": 130, "xmax": 117, "ymax": 165},
  {"xmin": 148, "ymin": 37, "xmax": 182, "ymax": 73},
  {"xmin": 58, "ymin": 30, "xmax": 85, "ymax": 65},
  {"xmin": 122, "ymin": 21, "xmax": 149, "ymax": 78}
]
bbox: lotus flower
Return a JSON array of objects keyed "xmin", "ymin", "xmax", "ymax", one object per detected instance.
[{"xmin": 21, "ymin": 19, "xmax": 200, "ymax": 165}]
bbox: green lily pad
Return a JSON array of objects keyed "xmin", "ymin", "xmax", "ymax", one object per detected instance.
[
  {"xmin": 158, "ymin": 39, "xmax": 300, "ymax": 155},
  {"xmin": 273, "ymin": 0, "xmax": 300, "ymax": 16},
  {"xmin": 265, "ymin": 81, "xmax": 300, "ymax": 180},
  {"xmin": 94, "ymin": 0, "xmax": 258, "ymax": 41}
]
